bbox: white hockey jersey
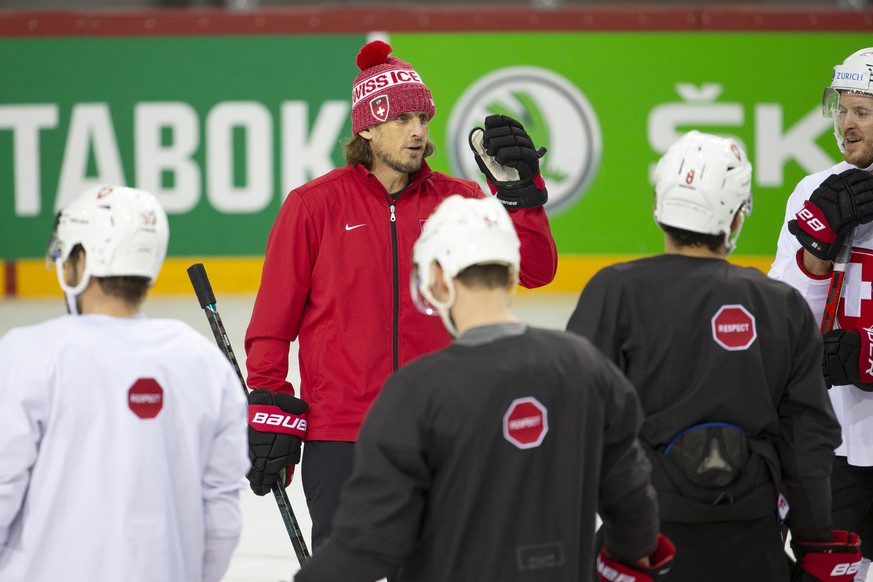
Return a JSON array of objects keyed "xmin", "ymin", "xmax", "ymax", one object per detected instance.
[
  {"xmin": 770, "ymin": 160, "xmax": 873, "ymax": 466},
  {"xmin": 0, "ymin": 313, "xmax": 249, "ymax": 581}
]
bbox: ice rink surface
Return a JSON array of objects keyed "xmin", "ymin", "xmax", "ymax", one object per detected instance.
[{"xmin": 0, "ymin": 290, "xmax": 580, "ymax": 581}]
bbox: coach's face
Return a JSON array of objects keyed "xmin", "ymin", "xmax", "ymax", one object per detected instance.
[{"xmin": 361, "ymin": 111, "xmax": 431, "ymax": 176}]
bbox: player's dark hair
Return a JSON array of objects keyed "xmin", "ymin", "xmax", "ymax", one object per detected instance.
[
  {"xmin": 68, "ymin": 243, "xmax": 150, "ymax": 306},
  {"xmin": 456, "ymin": 264, "xmax": 513, "ymax": 290},
  {"xmin": 660, "ymin": 224, "xmax": 724, "ymax": 253},
  {"xmin": 96, "ymin": 277, "xmax": 150, "ymax": 306},
  {"xmin": 343, "ymin": 133, "xmax": 435, "ymax": 167}
]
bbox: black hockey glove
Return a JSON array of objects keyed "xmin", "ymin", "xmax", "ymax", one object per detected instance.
[
  {"xmin": 596, "ymin": 533, "xmax": 675, "ymax": 582},
  {"xmin": 822, "ymin": 328, "xmax": 873, "ymax": 391},
  {"xmin": 247, "ymin": 388, "xmax": 308, "ymax": 496},
  {"xmin": 469, "ymin": 114, "xmax": 548, "ymax": 209},
  {"xmin": 787, "ymin": 168, "xmax": 873, "ymax": 260},
  {"xmin": 790, "ymin": 530, "xmax": 862, "ymax": 582}
]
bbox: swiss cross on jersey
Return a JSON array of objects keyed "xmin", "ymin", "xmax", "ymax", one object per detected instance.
[
  {"xmin": 503, "ymin": 397, "xmax": 549, "ymax": 449},
  {"xmin": 711, "ymin": 304, "xmax": 757, "ymax": 351},
  {"xmin": 837, "ymin": 247, "xmax": 873, "ymax": 331},
  {"xmin": 370, "ymin": 95, "xmax": 390, "ymax": 123}
]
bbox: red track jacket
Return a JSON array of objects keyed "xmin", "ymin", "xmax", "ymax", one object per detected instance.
[{"xmin": 245, "ymin": 162, "xmax": 557, "ymax": 440}]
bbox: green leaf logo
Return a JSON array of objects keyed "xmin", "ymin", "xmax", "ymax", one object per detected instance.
[{"xmin": 447, "ymin": 66, "xmax": 602, "ymax": 215}]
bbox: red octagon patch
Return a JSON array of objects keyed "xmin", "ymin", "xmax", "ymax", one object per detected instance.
[
  {"xmin": 129, "ymin": 378, "xmax": 164, "ymax": 419},
  {"xmin": 711, "ymin": 304, "xmax": 757, "ymax": 351},
  {"xmin": 503, "ymin": 397, "xmax": 549, "ymax": 450}
]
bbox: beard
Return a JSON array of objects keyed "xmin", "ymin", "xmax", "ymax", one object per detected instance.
[
  {"xmin": 845, "ymin": 139, "xmax": 873, "ymax": 169},
  {"xmin": 370, "ymin": 140, "xmax": 424, "ymax": 175}
]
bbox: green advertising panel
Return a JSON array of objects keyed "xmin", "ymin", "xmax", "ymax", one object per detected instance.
[
  {"xmin": 398, "ymin": 32, "xmax": 869, "ymax": 256},
  {"xmin": 1, "ymin": 32, "xmax": 869, "ymax": 260},
  {"xmin": 0, "ymin": 35, "xmax": 364, "ymax": 258}
]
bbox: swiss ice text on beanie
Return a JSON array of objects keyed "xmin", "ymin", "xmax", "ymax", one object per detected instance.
[{"xmin": 351, "ymin": 40, "xmax": 436, "ymax": 135}]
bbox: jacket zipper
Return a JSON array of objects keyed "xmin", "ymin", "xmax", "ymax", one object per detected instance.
[
  {"xmin": 376, "ymin": 170, "xmax": 433, "ymax": 373},
  {"xmin": 389, "ymin": 203, "xmax": 399, "ymax": 371}
]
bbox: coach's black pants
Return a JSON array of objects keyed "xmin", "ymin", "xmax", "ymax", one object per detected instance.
[
  {"xmin": 301, "ymin": 440, "xmax": 356, "ymax": 550},
  {"xmin": 301, "ymin": 441, "xmax": 401, "ymax": 581}
]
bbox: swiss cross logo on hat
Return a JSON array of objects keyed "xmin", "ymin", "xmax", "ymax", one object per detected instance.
[
  {"xmin": 128, "ymin": 378, "xmax": 164, "ymax": 419},
  {"xmin": 503, "ymin": 396, "xmax": 549, "ymax": 450},
  {"xmin": 711, "ymin": 304, "xmax": 757, "ymax": 351},
  {"xmin": 370, "ymin": 95, "xmax": 390, "ymax": 123}
]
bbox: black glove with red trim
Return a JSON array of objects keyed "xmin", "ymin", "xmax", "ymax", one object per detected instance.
[
  {"xmin": 246, "ymin": 389, "xmax": 309, "ymax": 496},
  {"xmin": 822, "ymin": 328, "xmax": 873, "ymax": 390},
  {"xmin": 787, "ymin": 168, "xmax": 873, "ymax": 260},
  {"xmin": 597, "ymin": 533, "xmax": 675, "ymax": 582},
  {"xmin": 469, "ymin": 114, "xmax": 548, "ymax": 209},
  {"xmin": 790, "ymin": 530, "xmax": 862, "ymax": 581}
]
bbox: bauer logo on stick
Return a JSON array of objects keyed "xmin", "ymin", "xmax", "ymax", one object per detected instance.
[
  {"xmin": 711, "ymin": 305, "xmax": 757, "ymax": 351},
  {"xmin": 128, "ymin": 378, "xmax": 164, "ymax": 419},
  {"xmin": 503, "ymin": 397, "xmax": 549, "ymax": 449}
]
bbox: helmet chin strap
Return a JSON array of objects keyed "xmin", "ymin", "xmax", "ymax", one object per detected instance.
[
  {"xmin": 724, "ymin": 214, "xmax": 745, "ymax": 256},
  {"xmin": 422, "ymin": 273, "xmax": 460, "ymax": 338},
  {"xmin": 436, "ymin": 300, "xmax": 459, "ymax": 338},
  {"xmin": 55, "ymin": 261, "xmax": 91, "ymax": 316},
  {"xmin": 835, "ymin": 118, "xmax": 845, "ymax": 155}
]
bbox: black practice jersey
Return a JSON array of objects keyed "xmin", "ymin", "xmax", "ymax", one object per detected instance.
[
  {"xmin": 567, "ymin": 254, "xmax": 841, "ymax": 538},
  {"xmin": 295, "ymin": 324, "xmax": 658, "ymax": 582}
]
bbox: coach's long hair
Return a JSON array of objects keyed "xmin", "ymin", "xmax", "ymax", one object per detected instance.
[{"xmin": 343, "ymin": 134, "xmax": 436, "ymax": 168}]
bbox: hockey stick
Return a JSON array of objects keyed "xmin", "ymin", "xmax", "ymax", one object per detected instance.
[
  {"xmin": 820, "ymin": 231, "xmax": 856, "ymax": 334},
  {"xmin": 187, "ymin": 262, "xmax": 311, "ymax": 565}
]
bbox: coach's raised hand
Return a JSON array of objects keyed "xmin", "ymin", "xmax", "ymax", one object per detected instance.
[{"xmin": 469, "ymin": 114, "xmax": 549, "ymax": 209}]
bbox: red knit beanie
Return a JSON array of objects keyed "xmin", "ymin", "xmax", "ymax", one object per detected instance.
[{"xmin": 351, "ymin": 40, "xmax": 435, "ymax": 135}]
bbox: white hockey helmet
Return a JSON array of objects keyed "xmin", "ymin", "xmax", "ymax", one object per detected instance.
[
  {"xmin": 654, "ymin": 130, "xmax": 752, "ymax": 254},
  {"xmin": 822, "ymin": 47, "xmax": 873, "ymax": 153},
  {"xmin": 411, "ymin": 195, "xmax": 520, "ymax": 336},
  {"xmin": 46, "ymin": 185, "xmax": 169, "ymax": 311}
]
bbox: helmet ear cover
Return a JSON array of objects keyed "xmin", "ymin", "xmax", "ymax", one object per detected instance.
[
  {"xmin": 654, "ymin": 131, "xmax": 752, "ymax": 255},
  {"xmin": 411, "ymin": 195, "xmax": 520, "ymax": 336}
]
